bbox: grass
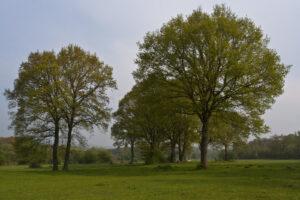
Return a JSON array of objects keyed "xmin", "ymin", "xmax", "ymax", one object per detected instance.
[{"xmin": 0, "ymin": 160, "xmax": 300, "ymax": 200}]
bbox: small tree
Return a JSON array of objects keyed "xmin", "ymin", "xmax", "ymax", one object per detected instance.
[
  {"xmin": 210, "ymin": 111, "xmax": 268, "ymax": 161},
  {"xmin": 111, "ymin": 91, "xmax": 141, "ymax": 164}
]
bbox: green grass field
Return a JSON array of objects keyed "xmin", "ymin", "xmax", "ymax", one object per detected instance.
[{"xmin": 0, "ymin": 160, "xmax": 300, "ymax": 200}]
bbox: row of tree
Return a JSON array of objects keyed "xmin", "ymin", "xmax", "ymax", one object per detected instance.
[
  {"xmin": 5, "ymin": 45, "xmax": 116, "ymax": 171},
  {"xmin": 111, "ymin": 74, "xmax": 199, "ymax": 164},
  {"xmin": 5, "ymin": 5, "xmax": 288, "ymax": 170},
  {"xmin": 111, "ymin": 5, "xmax": 288, "ymax": 168},
  {"xmin": 235, "ymin": 132, "xmax": 300, "ymax": 159}
]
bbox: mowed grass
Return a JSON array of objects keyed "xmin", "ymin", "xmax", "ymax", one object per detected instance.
[{"xmin": 0, "ymin": 160, "xmax": 300, "ymax": 200}]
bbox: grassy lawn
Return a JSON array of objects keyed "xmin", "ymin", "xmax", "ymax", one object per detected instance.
[{"xmin": 0, "ymin": 160, "xmax": 300, "ymax": 200}]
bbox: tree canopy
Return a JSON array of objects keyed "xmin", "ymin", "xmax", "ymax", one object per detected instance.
[{"xmin": 134, "ymin": 5, "xmax": 289, "ymax": 168}]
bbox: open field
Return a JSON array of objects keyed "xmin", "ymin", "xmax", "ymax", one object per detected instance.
[{"xmin": 0, "ymin": 160, "xmax": 300, "ymax": 200}]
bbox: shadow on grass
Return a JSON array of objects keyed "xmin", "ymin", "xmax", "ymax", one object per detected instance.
[
  {"xmin": 23, "ymin": 160, "xmax": 300, "ymax": 181},
  {"xmin": 23, "ymin": 163, "xmax": 197, "ymax": 177}
]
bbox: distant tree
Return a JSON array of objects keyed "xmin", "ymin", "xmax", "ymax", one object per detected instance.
[
  {"xmin": 176, "ymin": 114, "xmax": 198, "ymax": 162},
  {"xmin": 14, "ymin": 136, "xmax": 49, "ymax": 168},
  {"xmin": 235, "ymin": 131, "xmax": 300, "ymax": 159},
  {"xmin": 210, "ymin": 111, "xmax": 268, "ymax": 160},
  {"xmin": 0, "ymin": 137, "xmax": 16, "ymax": 165},
  {"xmin": 134, "ymin": 5, "xmax": 289, "ymax": 168},
  {"xmin": 79, "ymin": 148, "xmax": 113, "ymax": 164},
  {"xmin": 5, "ymin": 51, "xmax": 63, "ymax": 171},
  {"xmin": 57, "ymin": 45, "xmax": 116, "ymax": 171}
]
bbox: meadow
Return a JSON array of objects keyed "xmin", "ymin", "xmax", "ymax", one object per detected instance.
[{"xmin": 0, "ymin": 160, "xmax": 300, "ymax": 200}]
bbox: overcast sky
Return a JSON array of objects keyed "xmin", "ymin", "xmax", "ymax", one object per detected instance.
[{"xmin": 0, "ymin": 0, "xmax": 299, "ymax": 147}]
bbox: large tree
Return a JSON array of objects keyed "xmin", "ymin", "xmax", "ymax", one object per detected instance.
[
  {"xmin": 134, "ymin": 5, "xmax": 289, "ymax": 168},
  {"xmin": 5, "ymin": 51, "xmax": 63, "ymax": 171},
  {"xmin": 58, "ymin": 45, "xmax": 116, "ymax": 171},
  {"xmin": 5, "ymin": 45, "xmax": 116, "ymax": 171}
]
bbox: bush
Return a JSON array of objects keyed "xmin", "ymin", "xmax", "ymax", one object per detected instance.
[
  {"xmin": 77, "ymin": 148, "xmax": 113, "ymax": 164},
  {"xmin": 14, "ymin": 136, "xmax": 48, "ymax": 166},
  {"xmin": 154, "ymin": 164, "xmax": 173, "ymax": 171},
  {"xmin": 0, "ymin": 138, "xmax": 16, "ymax": 165},
  {"xmin": 29, "ymin": 162, "xmax": 41, "ymax": 168}
]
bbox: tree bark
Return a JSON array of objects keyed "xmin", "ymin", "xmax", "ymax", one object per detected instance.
[
  {"xmin": 52, "ymin": 120, "xmax": 60, "ymax": 171},
  {"xmin": 63, "ymin": 123, "xmax": 73, "ymax": 171},
  {"xmin": 180, "ymin": 144, "xmax": 186, "ymax": 162},
  {"xmin": 170, "ymin": 141, "xmax": 176, "ymax": 163},
  {"xmin": 224, "ymin": 143, "xmax": 228, "ymax": 161},
  {"xmin": 130, "ymin": 140, "xmax": 135, "ymax": 164},
  {"xmin": 148, "ymin": 142, "xmax": 155, "ymax": 164},
  {"xmin": 178, "ymin": 135, "xmax": 183, "ymax": 162},
  {"xmin": 200, "ymin": 118, "xmax": 209, "ymax": 169}
]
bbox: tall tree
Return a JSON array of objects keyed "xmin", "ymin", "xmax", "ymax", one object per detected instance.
[
  {"xmin": 134, "ymin": 5, "xmax": 289, "ymax": 168},
  {"xmin": 5, "ymin": 51, "xmax": 63, "ymax": 171},
  {"xmin": 58, "ymin": 45, "xmax": 116, "ymax": 171}
]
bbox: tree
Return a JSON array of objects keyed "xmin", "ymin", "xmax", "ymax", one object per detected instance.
[
  {"xmin": 112, "ymin": 73, "xmax": 198, "ymax": 164},
  {"xmin": 210, "ymin": 111, "xmax": 267, "ymax": 161},
  {"xmin": 111, "ymin": 92, "xmax": 140, "ymax": 164},
  {"xmin": 57, "ymin": 45, "xmax": 116, "ymax": 171},
  {"xmin": 235, "ymin": 131, "xmax": 300, "ymax": 159},
  {"xmin": 5, "ymin": 51, "xmax": 63, "ymax": 171},
  {"xmin": 176, "ymin": 114, "xmax": 198, "ymax": 162},
  {"xmin": 134, "ymin": 5, "xmax": 289, "ymax": 168}
]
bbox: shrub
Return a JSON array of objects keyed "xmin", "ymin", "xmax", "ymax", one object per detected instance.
[{"xmin": 77, "ymin": 148, "xmax": 113, "ymax": 164}]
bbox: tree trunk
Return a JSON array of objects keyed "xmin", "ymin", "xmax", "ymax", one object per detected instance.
[
  {"xmin": 180, "ymin": 144, "xmax": 186, "ymax": 162},
  {"xmin": 200, "ymin": 119, "xmax": 209, "ymax": 169},
  {"xmin": 224, "ymin": 143, "xmax": 228, "ymax": 161},
  {"xmin": 63, "ymin": 123, "xmax": 73, "ymax": 171},
  {"xmin": 130, "ymin": 140, "xmax": 135, "ymax": 164},
  {"xmin": 178, "ymin": 135, "xmax": 183, "ymax": 162},
  {"xmin": 170, "ymin": 142, "xmax": 176, "ymax": 163},
  {"xmin": 149, "ymin": 142, "xmax": 155, "ymax": 164},
  {"xmin": 52, "ymin": 120, "xmax": 60, "ymax": 171}
]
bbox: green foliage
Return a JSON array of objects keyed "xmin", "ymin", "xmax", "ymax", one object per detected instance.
[
  {"xmin": 134, "ymin": 5, "xmax": 289, "ymax": 168},
  {"xmin": 235, "ymin": 132, "xmax": 300, "ymax": 159},
  {"xmin": 14, "ymin": 136, "xmax": 49, "ymax": 167},
  {"xmin": 112, "ymin": 74, "xmax": 198, "ymax": 164},
  {"xmin": 0, "ymin": 137, "xmax": 16, "ymax": 165},
  {"xmin": 5, "ymin": 44, "xmax": 116, "ymax": 170},
  {"xmin": 75, "ymin": 148, "xmax": 113, "ymax": 164}
]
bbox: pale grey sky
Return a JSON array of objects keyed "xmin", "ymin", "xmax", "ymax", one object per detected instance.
[{"xmin": 0, "ymin": 0, "xmax": 299, "ymax": 147}]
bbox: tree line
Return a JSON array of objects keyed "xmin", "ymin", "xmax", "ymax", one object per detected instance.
[
  {"xmin": 234, "ymin": 132, "xmax": 300, "ymax": 159},
  {"xmin": 3, "ymin": 5, "xmax": 289, "ymax": 170}
]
